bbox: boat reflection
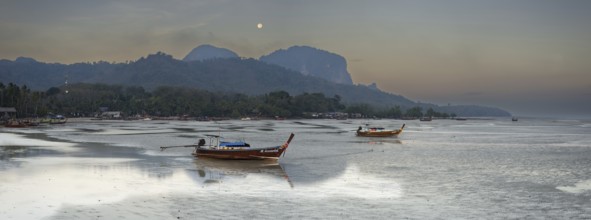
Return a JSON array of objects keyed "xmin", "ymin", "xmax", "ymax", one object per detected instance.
[
  {"xmin": 367, "ymin": 139, "xmax": 403, "ymax": 145},
  {"xmin": 187, "ymin": 158, "xmax": 293, "ymax": 188},
  {"xmin": 350, "ymin": 139, "xmax": 403, "ymax": 145}
]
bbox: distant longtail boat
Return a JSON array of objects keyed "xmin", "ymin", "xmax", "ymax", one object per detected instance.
[{"xmin": 356, "ymin": 124, "xmax": 405, "ymax": 137}]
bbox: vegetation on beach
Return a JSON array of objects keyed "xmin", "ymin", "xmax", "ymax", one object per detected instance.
[{"xmin": 0, "ymin": 82, "xmax": 453, "ymax": 119}]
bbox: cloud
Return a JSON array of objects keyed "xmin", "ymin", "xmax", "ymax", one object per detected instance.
[{"xmin": 1, "ymin": 0, "xmax": 591, "ymax": 117}]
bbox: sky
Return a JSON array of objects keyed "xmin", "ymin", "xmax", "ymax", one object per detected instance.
[{"xmin": 1, "ymin": 0, "xmax": 590, "ymax": 118}]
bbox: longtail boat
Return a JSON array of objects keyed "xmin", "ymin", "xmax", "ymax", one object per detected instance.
[
  {"xmin": 4, "ymin": 119, "xmax": 28, "ymax": 128},
  {"xmin": 356, "ymin": 124, "xmax": 405, "ymax": 137},
  {"xmin": 49, "ymin": 115, "xmax": 67, "ymax": 124},
  {"xmin": 40, "ymin": 115, "xmax": 67, "ymax": 124},
  {"xmin": 162, "ymin": 133, "xmax": 295, "ymax": 160}
]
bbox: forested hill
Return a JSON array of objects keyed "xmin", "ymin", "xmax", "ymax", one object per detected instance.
[
  {"xmin": 0, "ymin": 53, "xmax": 510, "ymax": 116},
  {"xmin": 0, "ymin": 53, "xmax": 415, "ymax": 106}
]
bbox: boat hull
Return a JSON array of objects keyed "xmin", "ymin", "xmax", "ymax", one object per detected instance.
[
  {"xmin": 356, "ymin": 124, "xmax": 405, "ymax": 137},
  {"xmin": 49, "ymin": 119, "xmax": 67, "ymax": 124},
  {"xmin": 356, "ymin": 130, "xmax": 402, "ymax": 137},
  {"xmin": 193, "ymin": 145, "xmax": 287, "ymax": 160},
  {"xmin": 5, "ymin": 124, "xmax": 28, "ymax": 128},
  {"xmin": 4, "ymin": 120, "xmax": 28, "ymax": 128}
]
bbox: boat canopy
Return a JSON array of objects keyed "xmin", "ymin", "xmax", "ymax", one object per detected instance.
[
  {"xmin": 51, "ymin": 115, "xmax": 65, "ymax": 119},
  {"xmin": 219, "ymin": 141, "xmax": 250, "ymax": 147},
  {"xmin": 368, "ymin": 127, "xmax": 385, "ymax": 130}
]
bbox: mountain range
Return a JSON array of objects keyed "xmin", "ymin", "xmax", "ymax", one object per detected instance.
[{"xmin": 0, "ymin": 45, "xmax": 511, "ymax": 116}]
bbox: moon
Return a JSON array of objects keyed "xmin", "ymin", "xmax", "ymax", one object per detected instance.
[{"xmin": 257, "ymin": 23, "xmax": 263, "ymax": 29}]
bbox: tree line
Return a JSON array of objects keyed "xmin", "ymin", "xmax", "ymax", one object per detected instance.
[{"xmin": 0, "ymin": 82, "xmax": 454, "ymax": 119}]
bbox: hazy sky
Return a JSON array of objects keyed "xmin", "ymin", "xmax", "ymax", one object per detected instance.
[{"xmin": 1, "ymin": 0, "xmax": 590, "ymax": 117}]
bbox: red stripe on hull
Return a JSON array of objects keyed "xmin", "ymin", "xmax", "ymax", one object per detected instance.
[
  {"xmin": 193, "ymin": 146, "xmax": 286, "ymax": 160},
  {"xmin": 356, "ymin": 131, "xmax": 401, "ymax": 137}
]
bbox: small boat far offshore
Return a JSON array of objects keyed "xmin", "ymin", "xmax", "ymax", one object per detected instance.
[{"xmin": 356, "ymin": 124, "xmax": 405, "ymax": 137}]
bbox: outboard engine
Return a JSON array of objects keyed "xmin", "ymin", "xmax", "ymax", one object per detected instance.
[{"xmin": 197, "ymin": 139, "xmax": 206, "ymax": 147}]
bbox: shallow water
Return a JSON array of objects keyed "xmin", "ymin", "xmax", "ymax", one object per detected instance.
[{"xmin": 1, "ymin": 118, "xmax": 590, "ymax": 219}]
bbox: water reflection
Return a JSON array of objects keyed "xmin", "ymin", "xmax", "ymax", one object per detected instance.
[
  {"xmin": 187, "ymin": 158, "xmax": 293, "ymax": 188},
  {"xmin": 145, "ymin": 167, "xmax": 175, "ymax": 179},
  {"xmin": 346, "ymin": 139, "xmax": 403, "ymax": 146},
  {"xmin": 0, "ymin": 146, "xmax": 61, "ymax": 160}
]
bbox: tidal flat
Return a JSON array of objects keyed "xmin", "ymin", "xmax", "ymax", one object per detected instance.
[{"xmin": 1, "ymin": 118, "xmax": 590, "ymax": 219}]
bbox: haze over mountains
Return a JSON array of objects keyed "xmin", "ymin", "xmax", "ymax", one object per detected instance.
[{"xmin": 0, "ymin": 45, "xmax": 510, "ymax": 116}]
